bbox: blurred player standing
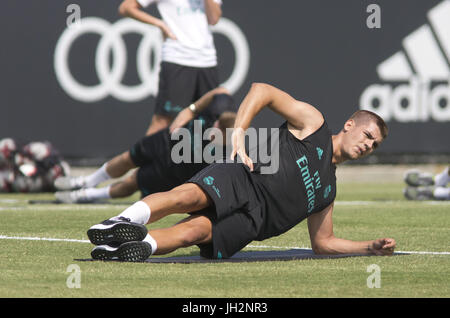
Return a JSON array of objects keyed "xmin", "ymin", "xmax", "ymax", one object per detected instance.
[{"xmin": 119, "ymin": 0, "xmax": 223, "ymax": 135}]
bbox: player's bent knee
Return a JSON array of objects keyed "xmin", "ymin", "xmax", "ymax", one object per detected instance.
[
  {"xmin": 179, "ymin": 216, "xmax": 212, "ymax": 246},
  {"xmin": 121, "ymin": 151, "xmax": 135, "ymax": 168}
]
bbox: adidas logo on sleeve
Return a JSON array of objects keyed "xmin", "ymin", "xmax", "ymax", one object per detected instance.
[{"xmin": 360, "ymin": 0, "xmax": 450, "ymax": 123}]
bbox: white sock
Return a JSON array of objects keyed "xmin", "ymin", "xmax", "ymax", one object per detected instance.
[
  {"xmin": 143, "ymin": 233, "xmax": 157, "ymax": 255},
  {"xmin": 83, "ymin": 186, "xmax": 111, "ymax": 200},
  {"xmin": 84, "ymin": 163, "xmax": 111, "ymax": 188},
  {"xmin": 433, "ymin": 187, "xmax": 450, "ymax": 200},
  {"xmin": 117, "ymin": 201, "xmax": 151, "ymax": 225},
  {"xmin": 434, "ymin": 167, "xmax": 449, "ymax": 187}
]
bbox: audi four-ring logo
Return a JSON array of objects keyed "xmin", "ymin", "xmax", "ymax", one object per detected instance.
[{"xmin": 54, "ymin": 17, "xmax": 250, "ymax": 103}]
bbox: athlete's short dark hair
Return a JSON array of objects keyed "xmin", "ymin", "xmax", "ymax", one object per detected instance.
[
  {"xmin": 350, "ymin": 110, "xmax": 388, "ymax": 139},
  {"xmin": 218, "ymin": 112, "xmax": 237, "ymax": 131}
]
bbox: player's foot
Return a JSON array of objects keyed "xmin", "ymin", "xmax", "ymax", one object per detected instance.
[
  {"xmin": 54, "ymin": 176, "xmax": 86, "ymax": 191},
  {"xmin": 91, "ymin": 241, "xmax": 152, "ymax": 262},
  {"xmin": 87, "ymin": 217, "xmax": 148, "ymax": 246},
  {"xmin": 403, "ymin": 186, "xmax": 435, "ymax": 200},
  {"xmin": 404, "ymin": 170, "xmax": 434, "ymax": 187},
  {"xmin": 55, "ymin": 189, "xmax": 95, "ymax": 204}
]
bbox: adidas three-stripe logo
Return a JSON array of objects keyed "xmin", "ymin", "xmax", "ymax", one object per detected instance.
[
  {"xmin": 316, "ymin": 147, "xmax": 323, "ymax": 160},
  {"xmin": 360, "ymin": 0, "xmax": 450, "ymax": 122}
]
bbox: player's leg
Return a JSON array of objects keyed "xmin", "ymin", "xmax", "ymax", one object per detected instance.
[
  {"xmin": 109, "ymin": 170, "xmax": 139, "ymax": 198},
  {"xmin": 55, "ymin": 185, "xmax": 112, "ymax": 204},
  {"xmin": 140, "ymin": 183, "xmax": 212, "ymax": 224},
  {"xmin": 54, "ymin": 162, "xmax": 110, "ymax": 191},
  {"xmin": 105, "ymin": 151, "xmax": 137, "ymax": 179},
  {"xmin": 87, "ymin": 183, "xmax": 211, "ymax": 245},
  {"xmin": 149, "ymin": 214, "xmax": 212, "ymax": 255},
  {"xmin": 54, "ymin": 169, "xmax": 138, "ymax": 203},
  {"xmin": 54, "ymin": 152, "xmax": 138, "ymax": 203},
  {"xmin": 54, "ymin": 150, "xmax": 135, "ymax": 191},
  {"xmin": 56, "ymin": 170, "xmax": 138, "ymax": 203}
]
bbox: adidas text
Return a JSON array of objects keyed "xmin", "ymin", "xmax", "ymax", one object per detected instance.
[
  {"xmin": 360, "ymin": 1, "xmax": 450, "ymax": 123},
  {"xmin": 360, "ymin": 77, "xmax": 450, "ymax": 122}
]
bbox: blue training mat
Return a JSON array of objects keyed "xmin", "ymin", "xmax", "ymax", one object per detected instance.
[{"xmin": 76, "ymin": 249, "xmax": 406, "ymax": 263}]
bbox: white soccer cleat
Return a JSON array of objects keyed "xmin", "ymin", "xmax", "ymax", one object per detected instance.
[
  {"xmin": 87, "ymin": 217, "xmax": 148, "ymax": 246},
  {"xmin": 54, "ymin": 176, "xmax": 86, "ymax": 191},
  {"xmin": 55, "ymin": 189, "xmax": 93, "ymax": 204},
  {"xmin": 404, "ymin": 170, "xmax": 434, "ymax": 187},
  {"xmin": 91, "ymin": 241, "xmax": 152, "ymax": 262},
  {"xmin": 403, "ymin": 186, "xmax": 435, "ymax": 201}
]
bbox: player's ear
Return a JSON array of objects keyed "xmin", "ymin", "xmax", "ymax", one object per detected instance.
[{"xmin": 343, "ymin": 119, "xmax": 355, "ymax": 132}]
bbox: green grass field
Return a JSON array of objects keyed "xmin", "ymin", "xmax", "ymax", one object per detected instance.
[{"xmin": 0, "ymin": 175, "xmax": 449, "ymax": 298}]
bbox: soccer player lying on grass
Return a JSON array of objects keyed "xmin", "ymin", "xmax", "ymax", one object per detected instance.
[
  {"xmin": 54, "ymin": 87, "xmax": 236, "ymax": 203},
  {"xmin": 86, "ymin": 82, "xmax": 397, "ymax": 261}
]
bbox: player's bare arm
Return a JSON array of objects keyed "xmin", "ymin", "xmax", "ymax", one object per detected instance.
[
  {"xmin": 231, "ymin": 83, "xmax": 324, "ymax": 170},
  {"xmin": 169, "ymin": 86, "xmax": 229, "ymax": 133},
  {"xmin": 204, "ymin": 0, "xmax": 222, "ymax": 25},
  {"xmin": 234, "ymin": 83, "xmax": 323, "ymax": 134},
  {"xmin": 307, "ymin": 203, "xmax": 396, "ymax": 256},
  {"xmin": 119, "ymin": 0, "xmax": 176, "ymax": 40}
]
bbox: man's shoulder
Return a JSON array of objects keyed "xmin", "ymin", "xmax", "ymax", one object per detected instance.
[{"xmin": 287, "ymin": 112, "xmax": 325, "ymax": 141}]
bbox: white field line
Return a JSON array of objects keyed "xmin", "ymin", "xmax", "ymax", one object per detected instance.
[
  {"xmin": 247, "ymin": 245, "xmax": 450, "ymax": 256},
  {"xmin": 0, "ymin": 235, "xmax": 90, "ymax": 243},
  {"xmin": 0, "ymin": 200, "xmax": 448, "ymax": 212},
  {"xmin": 0, "ymin": 205, "xmax": 128, "ymax": 211},
  {"xmin": 0, "ymin": 235, "xmax": 448, "ymax": 255},
  {"xmin": 335, "ymin": 201, "xmax": 450, "ymax": 205},
  {"xmin": 0, "ymin": 200, "xmax": 448, "ymax": 213}
]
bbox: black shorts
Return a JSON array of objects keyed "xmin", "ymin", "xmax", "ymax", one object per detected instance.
[
  {"xmin": 154, "ymin": 62, "xmax": 219, "ymax": 118},
  {"xmin": 129, "ymin": 128, "xmax": 171, "ymax": 167},
  {"xmin": 136, "ymin": 160, "xmax": 209, "ymax": 197},
  {"xmin": 129, "ymin": 129, "xmax": 173, "ymax": 197},
  {"xmin": 136, "ymin": 163, "xmax": 178, "ymax": 197},
  {"xmin": 188, "ymin": 162, "xmax": 264, "ymax": 259}
]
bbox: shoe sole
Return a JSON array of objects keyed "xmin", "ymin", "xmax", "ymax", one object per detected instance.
[
  {"xmin": 403, "ymin": 188, "xmax": 414, "ymax": 200},
  {"xmin": 91, "ymin": 242, "xmax": 152, "ymax": 262},
  {"xmin": 87, "ymin": 222, "xmax": 148, "ymax": 246},
  {"xmin": 55, "ymin": 191, "xmax": 95, "ymax": 204},
  {"xmin": 404, "ymin": 170, "xmax": 434, "ymax": 187},
  {"xmin": 54, "ymin": 191, "xmax": 76, "ymax": 204}
]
